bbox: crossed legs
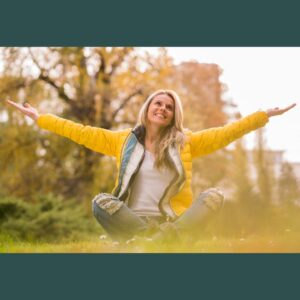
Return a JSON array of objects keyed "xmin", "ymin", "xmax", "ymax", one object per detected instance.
[{"xmin": 92, "ymin": 188, "xmax": 224, "ymax": 241}]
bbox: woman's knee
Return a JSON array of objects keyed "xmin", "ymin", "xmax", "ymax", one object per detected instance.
[
  {"xmin": 198, "ymin": 188, "xmax": 224, "ymax": 212},
  {"xmin": 92, "ymin": 193, "xmax": 123, "ymax": 217}
]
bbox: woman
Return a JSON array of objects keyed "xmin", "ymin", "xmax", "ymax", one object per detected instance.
[{"xmin": 5, "ymin": 90, "xmax": 296, "ymax": 241}]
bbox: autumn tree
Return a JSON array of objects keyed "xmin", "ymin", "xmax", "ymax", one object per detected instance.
[
  {"xmin": 278, "ymin": 162, "xmax": 300, "ymax": 206},
  {"xmin": 231, "ymin": 139, "xmax": 256, "ymax": 203},
  {"xmin": 168, "ymin": 61, "xmax": 234, "ymax": 193},
  {"xmin": 253, "ymin": 128, "xmax": 276, "ymax": 206},
  {"xmin": 0, "ymin": 47, "xmax": 173, "ymax": 202}
]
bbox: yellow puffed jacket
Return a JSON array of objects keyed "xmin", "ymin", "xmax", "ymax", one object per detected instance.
[{"xmin": 37, "ymin": 111, "xmax": 269, "ymax": 219}]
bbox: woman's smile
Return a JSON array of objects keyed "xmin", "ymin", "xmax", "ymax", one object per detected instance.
[{"xmin": 154, "ymin": 113, "xmax": 166, "ymax": 119}]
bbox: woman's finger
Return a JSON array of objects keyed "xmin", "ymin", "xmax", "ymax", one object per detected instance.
[
  {"xmin": 284, "ymin": 103, "xmax": 296, "ymax": 111},
  {"xmin": 6, "ymin": 100, "xmax": 24, "ymax": 110},
  {"xmin": 279, "ymin": 103, "xmax": 296, "ymax": 114}
]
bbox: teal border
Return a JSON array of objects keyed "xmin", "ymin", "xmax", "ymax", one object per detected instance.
[
  {"xmin": 1, "ymin": 0, "xmax": 300, "ymax": 45},
  {"xmin": 1, "ymin": 254, "xmax": 299, "ymax": 299}
]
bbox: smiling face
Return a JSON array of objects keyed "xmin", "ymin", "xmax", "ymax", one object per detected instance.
[{"xmin": 147, "ymin": 93, "xmax": 175, "ymax": 128}]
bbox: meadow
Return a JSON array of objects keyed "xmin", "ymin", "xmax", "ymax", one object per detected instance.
[{"xmin": 2, "ymin": 232, "xmax": 300, "ymax": 253}]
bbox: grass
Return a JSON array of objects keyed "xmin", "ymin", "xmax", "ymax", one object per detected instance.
[{"xmin": 1, "ymin": 233, "xmax": 300, "ymax": 253}]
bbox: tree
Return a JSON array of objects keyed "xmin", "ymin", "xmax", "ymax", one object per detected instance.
[
  {"xmin": 169, "ymin": 61, "xmax": 235, "ymax": 192},
  {"xmin": 231, "ymin": 139, "xmax": 256, "ymax": 203},
  {"xmin": 0, "ymin": 47, "xmax": 173, "ymax": 202},
  {"xmin": 278, "ymin": 162, "xmax": 300, "ymax": 206},
  {"xmin": 253, "ymin": 128, "xmax": 276, "ymax": 206}
]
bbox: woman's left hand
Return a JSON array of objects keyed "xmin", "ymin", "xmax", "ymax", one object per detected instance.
[{"xmin": 266, "ymin": 103, "xmax": 297, "ymax": 117}]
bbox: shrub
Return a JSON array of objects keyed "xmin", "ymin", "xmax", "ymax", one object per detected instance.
[{"xmin": 0, "ymin": 194, "xmax": 101, "ymax": 242}]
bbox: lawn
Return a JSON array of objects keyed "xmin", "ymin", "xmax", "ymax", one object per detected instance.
[{"xmin": 1, "ymin": 233, "xmax": 300, "ymax": 253}]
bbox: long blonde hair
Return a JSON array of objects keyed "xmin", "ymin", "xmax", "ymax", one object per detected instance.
[{"xmin": 137, "ymin": 89, "xmax": 186, "ymax": 169}]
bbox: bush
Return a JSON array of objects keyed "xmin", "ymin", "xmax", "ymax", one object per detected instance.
[{"xmin": 0, "ymin": 194, "xmax": 101, "ymax": 242}]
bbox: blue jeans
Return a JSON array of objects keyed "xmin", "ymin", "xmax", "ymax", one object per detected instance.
[{"xmin": 92, "ymin": 188, "xmax": 224, "ymax": 241}]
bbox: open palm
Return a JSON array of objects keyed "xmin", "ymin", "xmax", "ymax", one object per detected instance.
[{"xmin": 5, "ymin": 100, "xmax": 40, "ymax": 121}]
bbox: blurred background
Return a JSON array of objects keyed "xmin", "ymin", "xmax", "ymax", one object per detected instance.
[{"xmin": 0, "ymin": 47, "xmax": 299, "ymax": 246}]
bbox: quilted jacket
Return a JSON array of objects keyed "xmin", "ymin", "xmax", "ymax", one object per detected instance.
[{"xmin": 37, "ymin": 111, "xmax": 269, "ymax": 219}]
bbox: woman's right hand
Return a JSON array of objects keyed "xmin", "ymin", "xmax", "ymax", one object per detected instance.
[{"xmin": 5, "ymin": 100, "xmax": 40, "ymax": 122}]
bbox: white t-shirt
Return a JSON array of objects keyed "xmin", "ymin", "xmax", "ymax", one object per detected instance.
[{"xmin": 128, "ymin": 150, "xmax": 175, "ymax": 217}]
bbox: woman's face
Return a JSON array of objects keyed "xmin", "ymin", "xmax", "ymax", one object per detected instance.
[{"xmin": 147, "ymin": 94, "xmax": 175, "ymax": 128}]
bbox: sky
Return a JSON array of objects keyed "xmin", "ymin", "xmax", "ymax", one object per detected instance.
[{"xmin": 144, "ymin": 47, "xmax": 300, "ymax": 163}]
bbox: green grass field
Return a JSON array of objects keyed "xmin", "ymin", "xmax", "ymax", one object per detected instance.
[{"xmin": 2, "ymin": 233, "xmax": 300, "ymax": 253}]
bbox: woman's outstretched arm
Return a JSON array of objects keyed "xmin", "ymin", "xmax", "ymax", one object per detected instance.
[
  {"xmin": 189, "ymin": 103, "xmax": 297, "ymax": 159},
  {"xmin": 5, "ymin": 100, "xmax": 127, "ymax": 157}
]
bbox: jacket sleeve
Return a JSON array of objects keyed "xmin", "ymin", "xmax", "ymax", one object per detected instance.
[
  {"xmin": 37, "ymin": 114, "xmax": 123, "ymax": 157},
  {"xmin": 190, "ymin": 111, "xmax": 269, "ymax": 158}
]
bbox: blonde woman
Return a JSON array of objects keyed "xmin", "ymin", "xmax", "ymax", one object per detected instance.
[{"xmin": 6, "ymin": 90, "xmax": 296, "ymax": 241}]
